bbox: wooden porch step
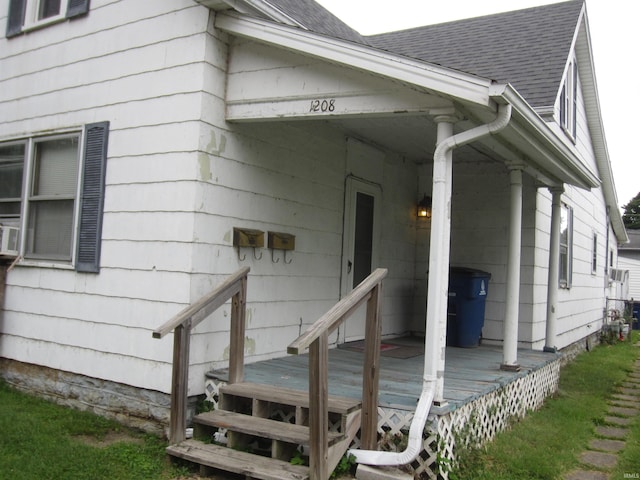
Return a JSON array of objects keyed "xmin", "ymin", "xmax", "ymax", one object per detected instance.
[
  {"xmin": 194, "ymin": 410, "xmax": 342, "ymax": 446},
  {"xmin": 167, "ymin": 439, "xmax": 309, "ymax": 480},
  {"xmin": 219, "ymin": 382, "xmax": 361, "ymax": 414}
]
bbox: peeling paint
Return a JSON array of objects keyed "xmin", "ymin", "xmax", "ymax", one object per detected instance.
[
  {"xmin": 206, "ymin": 130, "xmax": 226, "ymax": 156},
  {"xmin": 198, "ymin": 153, "xmax": 212, "ymax": 181},
  {"xmin": 223, "ymin": 230, "xmax": 231, "ymax": 243},
  {"xmin": 222, "ymin": 336, "xmax": 255, "ymax": 359},
  {"xmin": 244, "ymin": 336, "xmax": 256, "ymax": 355}
]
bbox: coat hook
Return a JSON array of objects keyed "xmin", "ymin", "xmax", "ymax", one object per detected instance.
[
  {"xmin": 236, "ymin": 245, "xmax": 246, "ymax": 261},
  {"xmin": 271, "ymin": 249, "xmax": 280, "ymax": 263},
  {"xmin": 253, "ymin": 247, "xmax": 263, "ymax": 260},
  {"xmin": 283, "ymin": 250, "xmax": 293, "ymax": 264}
]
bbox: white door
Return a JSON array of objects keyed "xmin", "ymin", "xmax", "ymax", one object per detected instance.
[{"xmin": 340, "ymin": 176, "xmax": 382, "ymax": 342}]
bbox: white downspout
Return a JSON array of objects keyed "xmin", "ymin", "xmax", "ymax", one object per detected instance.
[{"xmin": 349, "ymin": 103, "xmax": 512, "ymax": 467}]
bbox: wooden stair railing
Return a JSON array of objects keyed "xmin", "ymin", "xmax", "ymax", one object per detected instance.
[
  {"xmin": 152, "ymin": 267, "xmax": 250, "ymax": 444},
  {"xmin": 287, "ymin": 268, "xmax": 388, "ymax": 480}
]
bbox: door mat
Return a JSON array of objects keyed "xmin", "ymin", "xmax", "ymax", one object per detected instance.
[{"xmin": 339, "ymin": 340, "xmax": 423, "ymax": 359}]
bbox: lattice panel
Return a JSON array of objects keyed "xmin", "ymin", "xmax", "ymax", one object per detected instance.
[
  {"xmin": 204, "ymin": 357, "xmax": 562, "ymax": 479},
  {"xmin": 204, "ymin": 379, "xmax": 224, "ymax": 409},
  {"xmin": 374, "ymin": 359, "xmax": 562, "ymax": 479}
]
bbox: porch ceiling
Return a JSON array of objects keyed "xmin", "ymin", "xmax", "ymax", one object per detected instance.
[{"xmin": 217, "ymin": 12, "xmax": 600, "ymax": 190}]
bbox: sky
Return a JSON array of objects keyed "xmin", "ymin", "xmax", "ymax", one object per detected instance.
[{"xmin": 315, "ymin": 0, "xmax": 639, "ymax": 211}]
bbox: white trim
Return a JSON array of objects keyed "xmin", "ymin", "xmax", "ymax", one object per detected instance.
[
  {"xmin": 22, "ymin": 0, "xmax": 67, "ymax": 32},
  {"xmin": 215, "ymin": 12, "xmax": 494, "ymax": 108}
]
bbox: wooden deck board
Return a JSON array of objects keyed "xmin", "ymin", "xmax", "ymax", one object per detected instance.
[{"xmin": 208, "ymin": 339, "xmax": 560, "ymax": 412}]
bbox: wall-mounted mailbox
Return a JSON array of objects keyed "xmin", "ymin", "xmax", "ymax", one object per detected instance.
[
  {"xmin": 268, "ymin": 231, "xmax": 295, "ymax": 251},
  {"xmin": 233, "ymin": 227, "xmax": 264, "ymax": 248}
]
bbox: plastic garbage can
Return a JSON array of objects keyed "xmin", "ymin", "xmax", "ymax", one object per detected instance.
[
  {"xmin": 447, "ymin": 267, "xmax": 491, "ymax": 347},
  {"xmin": 633, "ymin": 302, "xmax": 640, "ymax": 330}
]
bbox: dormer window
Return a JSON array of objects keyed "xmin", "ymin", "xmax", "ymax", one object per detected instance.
[{"xmin": 559, "ymin": 57, "xmax": 578, "ymax": 140}]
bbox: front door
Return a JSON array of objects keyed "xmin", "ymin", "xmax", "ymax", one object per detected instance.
[{"xmin": 340, "ymin": 176, "xmax": 381, "ymax": 342}]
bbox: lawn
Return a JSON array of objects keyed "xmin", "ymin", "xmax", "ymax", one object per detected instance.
[
  {"xmin": 453, "ymin": 331, "xmax": 640, "ymax": 479},
  {"xmin": 0, "ymin": 381, "xmax": 196, "ymax": 480},
  {"xmin": 1, "ymin": 331, "xmax": 637, "ymax": 480}
]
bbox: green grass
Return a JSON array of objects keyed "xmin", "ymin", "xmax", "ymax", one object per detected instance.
[
  {"xmin": 453, "ymin": 331, "xmax": 640, "ymax": 480},
  {"xmin": 0, "ymin": 381, "xmax": 194, "ymax": 480}
]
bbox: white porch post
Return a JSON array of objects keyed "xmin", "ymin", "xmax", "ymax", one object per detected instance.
[
  {"xmin": 501, "ymin": 165, "xmax": 524, "ymax": 371},
  {"xmin": 425, "ymin": 116, "xmax": 455, "ymax": 406},
  {"xmin": 544, "ymin": 187, "xmax": 563, "ymax": 352}
]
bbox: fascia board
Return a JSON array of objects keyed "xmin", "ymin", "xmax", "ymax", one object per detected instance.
[
  {"xmin": 196, "ymin": 0, "xmax": 303, "ymax": 27},
  {"xmin": 490, "ymin": 83, "xmax": 600, "ymax": 190},
  {"xmin": 574, "ymin": 15, "xmax": 628, "ymax": 244},
  {"xmin": 215, "ymin": 12, "xmax": 493, "ymax": 108}
]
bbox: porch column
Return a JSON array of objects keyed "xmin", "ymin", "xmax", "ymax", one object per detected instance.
[
  {"xmin": 544, "ymin": 187, "xmax": 564, "ymax": 352},
  {"xmin": 426, "ymin": 116, "xmax": 455, "ymax": 406},
  {"xmin": 501, "ymin": 165, "xmax": 524, "ymax": 371}
]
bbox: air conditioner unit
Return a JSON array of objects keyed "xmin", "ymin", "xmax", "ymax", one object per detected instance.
[
  {"xmin": 609, "ymin": 268, "xmax": 628, "ymax": 283},
  {"xmin": 0, "ymin": 226, "xmax": 19, "ymax": 256}
]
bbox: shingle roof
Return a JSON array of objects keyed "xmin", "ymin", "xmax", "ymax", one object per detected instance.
[
  {"xmin": 265, "ymin": 0, "xmax": 368, "ymax": 44},
  {"xmin": 367, "ymin": 0, "xmax": 584, "ymax": 108}
]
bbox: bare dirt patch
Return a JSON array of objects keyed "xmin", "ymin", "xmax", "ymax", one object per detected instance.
[{"xmin": 75, "ymin": 431, "xmax": 144, "ymax": 448}]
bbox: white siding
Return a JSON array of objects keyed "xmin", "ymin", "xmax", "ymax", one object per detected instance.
[
  {"xmin": 618, "ymin": 253, "xmax": 640, "ymax": 300},
  {"xmin": 0, "ymin": 0, "xmax": 212, "ymax": 393}
]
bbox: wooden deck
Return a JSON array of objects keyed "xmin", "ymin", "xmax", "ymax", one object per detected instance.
[{"xmin": 208, "ymin": 336, "xmax": 560, "ymax": 414}]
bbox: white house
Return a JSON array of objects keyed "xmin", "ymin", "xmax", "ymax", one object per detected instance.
[
  {"xmin": 618, "ymin": 230, "xmax": 640, "ymax": 301},
  {"xmin": 0, "ymin": 0, "xmax": 629, "ymax": 477}
]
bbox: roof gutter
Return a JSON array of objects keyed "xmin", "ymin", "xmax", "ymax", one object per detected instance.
[
  {"xmin": 349, "ymin": 103, "xmax": 512, "ymax": 467},
  {"xmin": 194, "ymin": 0, "xmax": 303, "ymax": 27},
  {"xmin": 490, "ymin": 83, "xmax": 600, "ymax": 190}
]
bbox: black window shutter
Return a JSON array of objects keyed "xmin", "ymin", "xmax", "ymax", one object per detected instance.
[
  {"xmin": 6, "ymin": 0, "xmax": 26, "ymax": 38},
  {"xmin": 76, "ymin": 121, "xmax": 109, "ymax": 273},
  {"xmin": 66, "ymin": 0, "xmax": 90, "ymax": 19}
]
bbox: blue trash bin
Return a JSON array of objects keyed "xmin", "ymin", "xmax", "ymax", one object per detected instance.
[
  {"xmin": 447, "ymin": 267, "xmax": 491, "ymax": 347},
  {"xmin": 633, "ymin": 302, "xmax": 640, "ymax": 330}
]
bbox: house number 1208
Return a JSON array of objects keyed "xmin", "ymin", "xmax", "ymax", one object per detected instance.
[{"xmin": 309, "ymin": 99, "xmax": 335, "ymax": 112}]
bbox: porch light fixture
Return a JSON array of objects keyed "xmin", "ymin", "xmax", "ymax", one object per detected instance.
[{"xmin": 417, "ymin": 195, "xmax": 432, "ymax": 218}]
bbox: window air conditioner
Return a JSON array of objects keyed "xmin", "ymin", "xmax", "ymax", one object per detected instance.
[
  {"xmin": 0, "ymin": 226, "xmax": 19, "ymax": 256},
  {"xmin": 609, "ymin": 268, "xmax": 627, "ymax": 283}
]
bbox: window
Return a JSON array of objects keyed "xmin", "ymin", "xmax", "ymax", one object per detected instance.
[
  {"xmin": 27, "ymin": 135, "xmax": 80, "ymax": 260},
  {"xmin": 6, "ymin": 0, "xmax": 90, "ymax": 37},
  {"xmin": 559, "ymin": 57, "xmax": 578, "ymax": 140},
  {"xmin": 559, "ymin": 204, "xmax": 573, "ymax": 288},
  {"xmin": 0, "ymin": 144, "xmax": 25, "ymax": 224},
  {"xmin": 0, "ymin": 122, "xmax": 109, "ymax": 272},
  {"xmin": 591, "ymin": 233, "xmax": 597, "ymax": 274}
]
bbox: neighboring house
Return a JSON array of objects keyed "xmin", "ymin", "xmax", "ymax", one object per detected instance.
[
  {"xmin": 0, "ymin": 0, "xmax": 629, "ymax": 473},
  {"xmin": 618, "ymin": 230, "xmax": 640, "ymax": 301}
]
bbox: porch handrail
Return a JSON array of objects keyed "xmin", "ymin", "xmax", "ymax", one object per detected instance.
[
  {"xmin": 287, "ymin": 267, "xmax": 387, "ymax": 480},
  {"xmin": 152, "ymin": 266, "xmax": 249, "ymax": 444}
]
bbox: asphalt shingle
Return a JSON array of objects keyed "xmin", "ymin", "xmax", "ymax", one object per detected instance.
[
  {"xmin": 265, "ymin": 0, "xmax": 368, "ymax": 44},
  {"xmin": 366, "ymin": 0, "xmax": 584, "ymax": 108}
]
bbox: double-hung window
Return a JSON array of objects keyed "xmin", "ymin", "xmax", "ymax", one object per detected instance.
[
  {"xmin": 27, "ymin": 135, "xmax": 80, "ymax": 260},
  {"xmin": 0, "ymin": 122, "xmax": 109, "ymax": 272},
  {"xmin": 6, "ymin": 0, "xmax": 90, "ymax": 37},
  {"xmin": 559, "ymin": 203, "xmax": 573, "ymax": 288},
  {"xmin": 559, "ymin": 57, "xmax": 578, "ymax": 140}
]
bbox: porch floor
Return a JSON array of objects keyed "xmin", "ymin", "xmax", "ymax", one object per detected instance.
[{"xmin": 208, "ymin": 336, "xmax": 560, "ymax": 413}]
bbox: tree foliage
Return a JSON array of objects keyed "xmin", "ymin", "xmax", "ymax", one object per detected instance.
[{"xmin": 622, "ymin": 191, "xmax": 640, "ymax": 229}]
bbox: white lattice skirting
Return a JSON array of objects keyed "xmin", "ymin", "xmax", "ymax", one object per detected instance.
[
  {"xmin": 373, "ymin": 358, "xmax": 561, "ymax": 479},
  {"xmin": 204, "ymin": 356, "xmax": 561, "ymax": 479}
]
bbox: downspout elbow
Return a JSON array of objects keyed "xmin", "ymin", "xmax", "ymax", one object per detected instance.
[{"xmin": 435, "ymin": 104, "xmax": 512, "ymax": 161}]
